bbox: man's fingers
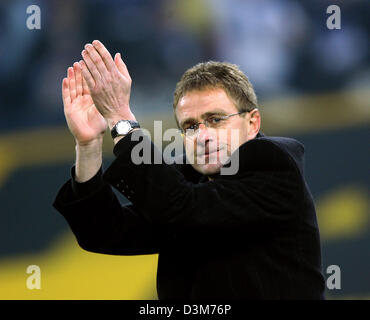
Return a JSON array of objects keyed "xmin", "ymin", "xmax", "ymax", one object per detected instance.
[
  {"xmin": 80, "ymin": 59, "xmax": 96, "ymax": 90},
  {"xmin": 80, "ymin": 61, "xmax": 90, "ymax": 96},
  {"xmin": 84, "ymin": 43, "xmax": 109, "ymax": 79},
  {"xmin": 114, "ymin": 53, "xmax": 131, "ymax": 80},
  {"xmin": 92, "ymin": 40, "xmax": 115, "ymax": 72},
  {"xmin": 73, "ymin": 62, "xmax": 83, "ymax": 97},
  {"xmin": 82, "ymin": 76, "xmax": 89, "ymax": 96},
  {"xmin": 68, "ymin": 67, "xmax": 77, "ymax": 101},
  {"xmin": 82, "ymin": 48, "xmax": 102, "ymax": 83},
  {"xmin": 62, "ymin": 77, "xmax": 71, "ymax": 108}
]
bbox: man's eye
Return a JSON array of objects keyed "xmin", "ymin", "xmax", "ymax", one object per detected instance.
[
  {"xmin": 185, "ymin": 124, "xmax": 197, "ymax": 131},
  {"xmin": 209, "ymin": 117, "xmax": 223, "ymax": 124}
]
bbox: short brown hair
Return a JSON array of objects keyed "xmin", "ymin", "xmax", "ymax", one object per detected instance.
[{"xmin": 173, "ymin": 61, "xmax": 258, "ymax": 124}]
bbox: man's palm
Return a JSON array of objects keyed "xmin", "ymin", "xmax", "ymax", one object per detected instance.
[{"xmin": 62, "ymin": 63, "xmax": 108, "ymax": 144}]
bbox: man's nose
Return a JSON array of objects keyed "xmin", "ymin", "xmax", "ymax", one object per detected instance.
[
  {"xmin": 196, "ymin": 123, "xmax": 210, "ymax": 139},
  {"xmin": 196, "ymin": 123, "xmax": 214, "ymax": 146}
]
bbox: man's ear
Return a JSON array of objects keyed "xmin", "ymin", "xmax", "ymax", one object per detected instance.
[{"xmin": 248, "ymin": 109, "xmax": 261, "ymax": 139}]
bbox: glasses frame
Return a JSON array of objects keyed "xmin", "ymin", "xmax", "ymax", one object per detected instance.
[{"xmin": 179, "ymin": 109, "xmax": 256, "ymax": 137}]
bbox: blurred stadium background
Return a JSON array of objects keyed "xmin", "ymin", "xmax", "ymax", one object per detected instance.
[{"xmin": 0, "ymin": 0, "xmax": 369, "ymax": 299}]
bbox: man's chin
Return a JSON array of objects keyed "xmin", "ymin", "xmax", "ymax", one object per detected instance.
[{"xmin": 193, "ymin": 163, "xmax": 222, "ymax": 177}]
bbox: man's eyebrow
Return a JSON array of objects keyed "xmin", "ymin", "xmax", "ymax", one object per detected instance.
[
  {"xmin": 180, "ymin": 117, "xmax": 197, "ymax": 128},
  {"xmin": 202, "ymin": 110, "xmax": 227, "ymax": 118},
  {"xmin": 180, "ymin": 109, "xmax": 228, "ymax": 128}
]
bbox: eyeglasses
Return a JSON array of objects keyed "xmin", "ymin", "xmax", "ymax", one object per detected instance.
[{"xmin": 179, "ymin": 110, "xmax": 254, "ymax": 137}]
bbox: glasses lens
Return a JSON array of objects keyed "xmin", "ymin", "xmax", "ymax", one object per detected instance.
[{"xmin": 185, "ymin": 128, "xmax": 197, "ymax": 136}]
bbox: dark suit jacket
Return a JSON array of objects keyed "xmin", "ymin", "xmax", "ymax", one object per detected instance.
[{"xmin": 52, "ymin": 131, "xmax": 326, "ymax": 299}]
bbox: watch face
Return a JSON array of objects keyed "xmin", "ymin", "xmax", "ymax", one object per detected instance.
[{"xmin": 116, "ymin": 121, "xmax": 131, "ymax": 134}]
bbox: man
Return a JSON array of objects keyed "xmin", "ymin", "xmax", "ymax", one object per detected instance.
[{"xmin": 53, "ymin": 40, "xmax": 325, "ymax": 299}]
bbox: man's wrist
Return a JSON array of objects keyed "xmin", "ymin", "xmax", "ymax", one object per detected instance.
[
  {"xmin": 75, "ymin": 136, "xmax": 104, "ymax": 149},
  {"xmin": 107, "ymin": 111, "xmax": 136, "ymax": 130},
  {"xmin": 107, "ymin": 110, "xmax": 139, "ymax": 145}
]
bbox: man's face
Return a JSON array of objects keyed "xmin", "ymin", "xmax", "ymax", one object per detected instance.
[{"xmin": 176, "ymin": 88, "xmax": 260, "ymax": 176}]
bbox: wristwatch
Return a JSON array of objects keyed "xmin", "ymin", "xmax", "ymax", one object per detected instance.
[{"xmin": 111, "ymin": 120, "xmax": 140, "ymax": 139}]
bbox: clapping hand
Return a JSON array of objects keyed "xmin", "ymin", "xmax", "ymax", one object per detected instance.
[
  {"xmin": 62, "ymin": 62, "xmax": 108, "ymax": 146},
  {"xmin": 79, "ymin": 40, "xmax": 136, "ymax": 129}
]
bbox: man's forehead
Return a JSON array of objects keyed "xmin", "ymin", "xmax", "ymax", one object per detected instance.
[
  {"xmin": 177, "ymin": 88, "xmax": 228, "ymax": 107},
  {"xmin": 175, "ymin": 88, "xmax": 237, "ymax": 123}
]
